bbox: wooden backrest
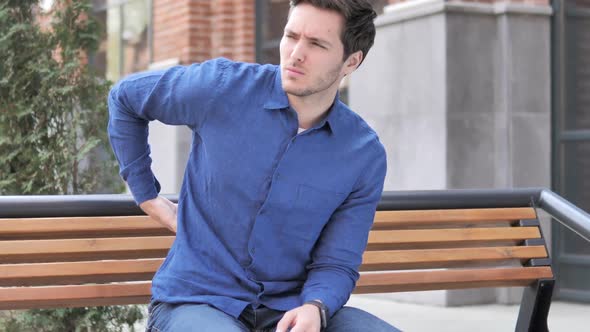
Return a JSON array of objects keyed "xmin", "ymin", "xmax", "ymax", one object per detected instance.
[
  {"xmin": 0, "ymin": 207, "xmax": 553, "ymax": 309},
  {"xmin": 0, "ymin": 215, "xmax": 171, "ymax": 309},
  {"xmin": 356, "ymin": 207, "xmax": 553, "ymax": 293}
]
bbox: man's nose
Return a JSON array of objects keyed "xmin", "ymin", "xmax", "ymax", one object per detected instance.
[{"xmin": 291, "ymin": 42, "xmax": 305, "ymax": 62}]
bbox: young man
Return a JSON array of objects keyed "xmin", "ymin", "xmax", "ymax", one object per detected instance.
[{"xmin": 108, "ymin": 0, "xmax": 398, "ymax": 331}]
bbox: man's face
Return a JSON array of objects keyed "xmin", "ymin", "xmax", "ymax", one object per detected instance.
[{"xmin": 279, "ymin": 3, "xmax": 350, "ymax": 98}]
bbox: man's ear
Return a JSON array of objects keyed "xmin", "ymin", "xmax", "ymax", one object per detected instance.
[{"xmin": 344, "ymin": 51, "xmax": 363, "ymax": 75}]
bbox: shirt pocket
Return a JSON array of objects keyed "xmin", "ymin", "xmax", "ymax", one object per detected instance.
[
  {"xmin": 296, "ymin": 183, "xmax": 347, "ymax": 215},
  {"xmin": 266, "ymin": 180, "xmax": 347, "ymax": 240},
  {"xmin": 290, "ymin": 184, "xmax": 347, "ymax": 241}
]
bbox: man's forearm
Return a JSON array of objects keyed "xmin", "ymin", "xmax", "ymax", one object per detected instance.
[
  {"xmin": 139, "ymin": 196, "xmax": 178, "ymax": 233},
  {"xmin": 108, "ymin": 81, "xmax": 160, "ymax": 204}
]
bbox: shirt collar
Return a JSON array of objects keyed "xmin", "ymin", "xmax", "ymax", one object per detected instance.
[
  {"xmin": 264, "ymin": 66, "xmax": 341, "ymax": 135},
  {"xmin": 263, "ymin": 67, "xmax": 290, "ymax": 110},
  {"xmin": 315, "ymin": 95, "xmax": 341, "ymax": 135}
]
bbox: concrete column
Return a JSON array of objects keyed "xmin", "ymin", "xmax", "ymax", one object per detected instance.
[{"xmin": 350, "ymin": 0, "xmax": 552, "ymax": 305}]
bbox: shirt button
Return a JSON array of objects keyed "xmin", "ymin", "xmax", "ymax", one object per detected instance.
[{"xmin": 250, "ymin": 246, "xmax": 256, "ymax": 254}]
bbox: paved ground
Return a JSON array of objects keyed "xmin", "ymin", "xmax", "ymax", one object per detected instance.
[
  {"xmin": 133, "ymin": 295, "xmax": 588, "ymax": 331},
  {"xmin": 346, "ymin": 294, "xmax": 589, "ymax": 331}
]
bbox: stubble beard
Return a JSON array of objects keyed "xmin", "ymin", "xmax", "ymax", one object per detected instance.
[{"xmin": 282, "ymin": 63, "xmax": 343, "ymax": 98}]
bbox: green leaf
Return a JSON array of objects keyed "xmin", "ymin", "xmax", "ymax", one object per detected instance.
[{"xmin": 0, "ymin": 0, "xmax": 131, "ymax": 328}]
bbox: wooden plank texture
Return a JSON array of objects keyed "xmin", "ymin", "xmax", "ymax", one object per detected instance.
[
  {"xmin": 373, "ymin": 208, "xmax": 536, "ymax": 228},
  {"xmin": 354, "ymin": 266, "xmax": 554, "ymax": 293},
  {"xmin": 0, "ymin": 207, "xmax": 552, "ymax": 310},
  {"xmin": 0, "ymin": 259, "xmax": 164, "ymax": 286},
  {"xmin": 361, "ymin": 246, "xmax": 548, "ymax": 270},
  {"xmin": 0, "ymin": 267, "xmax": 554, "ymax": 309},
  {"xmin": 0, "ymin": 237, "xmax": 174, "ymax": 263},
  {"xmin": 0, "ymin": 282, "xmax": 152, "ymax": 310},
  {"xmin": 367, "ymin": 227, "xmax": 541, "ymax": 248},
  {"xmin": 0, "ymin": 216, "xmax": 171, "ymax": 239}
]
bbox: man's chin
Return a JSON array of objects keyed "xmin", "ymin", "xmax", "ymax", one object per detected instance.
[{"xmin": 282, "ymin": 85, "xmax": 312, "ymax": 98}]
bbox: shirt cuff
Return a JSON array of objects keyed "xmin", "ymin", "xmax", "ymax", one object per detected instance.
[
  {"xmin": 125, "ymin": 169, "xmax": 161, "ymax": 205},
  {"xmin": 301, "ymin": 281, "xmax": 349, "ymax": 319}
]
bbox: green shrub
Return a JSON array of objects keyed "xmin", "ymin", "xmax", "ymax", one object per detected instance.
[
  {"xmin": 0, "ymin": 306, "xmax": 145, "ymax": 332},
  {"xmin": 0, "ymin": 1, "xmax": 139, "ymax": 331},
  {"xmin": 0, "ymin": 0, "xmax": 122, "ymax": 194}
]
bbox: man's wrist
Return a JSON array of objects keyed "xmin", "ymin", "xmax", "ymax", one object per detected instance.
[{"xmin": 303, "ymin": 300, "xmax": 328, "ymax": 330}]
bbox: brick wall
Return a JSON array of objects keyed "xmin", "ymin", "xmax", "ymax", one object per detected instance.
[{"xmin": 153, "ymin": 0, "xmax": 255, "ymax": 65}]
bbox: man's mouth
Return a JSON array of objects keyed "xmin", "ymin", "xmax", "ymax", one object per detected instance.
[{"xmin": 285, "ymin": 66, "xmax": 304, "ymax": 76}]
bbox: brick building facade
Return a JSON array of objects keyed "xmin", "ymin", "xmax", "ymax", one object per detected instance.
[{"xmin": 153, "ymin": 0, "xmax": 256, "ymax": 65}]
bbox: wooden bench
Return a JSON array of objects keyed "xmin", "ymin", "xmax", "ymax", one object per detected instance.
[{"xmin": 0, "ymin": 190, "xmax": 569, "ymax": 331}]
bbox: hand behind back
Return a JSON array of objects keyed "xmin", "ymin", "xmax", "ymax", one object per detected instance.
[{"xmin": 139, "ymin": 196, "xmax": 178, "ymax": 233}]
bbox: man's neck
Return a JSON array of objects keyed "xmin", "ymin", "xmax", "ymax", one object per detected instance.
[{"xmin": 288, "ymin": 90, "xmax": 337, "ymax": 130}]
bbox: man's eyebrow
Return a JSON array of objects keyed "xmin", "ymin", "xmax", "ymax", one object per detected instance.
[
  {"xmin": 284, "ymin": 28, "xmax": 299, "ymax": 37},
  {"xmin": 308, "ymin": 36, "xmax": 332, "ymax": 47},
  {"xmin": 284, "ymin": 29, "xmax": 332, "ymax": 47}
]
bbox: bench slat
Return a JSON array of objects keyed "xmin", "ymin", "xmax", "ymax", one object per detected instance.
[
  {"xmin": 367, "ymin": 227, "xmax": 540, "ymax": 249},
  {"xmin": 0, "ymin": 237, "xmax": 174, "ymax": 263},
  {"xmin": 0, "ymin": 266, "xmax": 554, "ymax": 309},
  {"xmin": 373, "ymin": 208, "xmax": 536, "ymax": 228},
  {"xmin": 361, "ymin": 245, "xmax": 548, "ymax": 270},
  {"xmin": 0, "ymin": 282, "xmax": 152, "ymax": 310},
  {"xmin": 354, "ymin": 266, "xmax": 553, "ymax": 293},
  {"xmin": 0, "ymin": 259, "xmax": 164, "ymax": 286},
  {"xmin": 0, "ymin": 216, "xmax": 170, "ymax": 239}
]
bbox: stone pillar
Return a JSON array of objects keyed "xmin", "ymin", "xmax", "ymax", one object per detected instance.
[{"xmin": 350, "ymin": 0, "xmax": 552, "ymax": 305}]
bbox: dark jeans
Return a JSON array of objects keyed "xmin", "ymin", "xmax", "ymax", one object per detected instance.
[{"xmin": 146, "ymin": 301, "xmax": 401, "ymax": 332}]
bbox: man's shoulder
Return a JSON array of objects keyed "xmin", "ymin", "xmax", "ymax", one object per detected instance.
[
  {"xmin": 192, "ymin": 58, "xmax": 279, "ymax": 94},
  {"xmin": 203, "ymin": 57, "xmax": 278, "ymax": 79},
  {"xmin": 334, "ymin": 101, "xmax": 384, "ymax": 152}
]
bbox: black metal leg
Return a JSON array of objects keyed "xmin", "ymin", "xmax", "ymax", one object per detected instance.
[{"xmin": 515, "ymin": 279, "xmax": 555, "ymax": 332}]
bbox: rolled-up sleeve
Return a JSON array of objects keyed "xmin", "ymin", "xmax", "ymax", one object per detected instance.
[
  {"xmin": 107, "ymin": 59, "xmax": 228, "ymax": 204},
  {"xmin": 301, "ymin": 140, "xmax": 387, "ymax": 317}
]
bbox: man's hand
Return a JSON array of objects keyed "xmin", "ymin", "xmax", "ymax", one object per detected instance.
[
  {"xmin": 139, "ymin": 196, "xmax": 178, "ymax": 233},
  {"xmin": 276, "ymin": 303, "xmax": 321, "ymax": 332}
]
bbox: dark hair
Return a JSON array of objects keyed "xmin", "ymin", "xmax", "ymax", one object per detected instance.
[{"xmin": 290, "ymin": 0, "xmax": 377, "ymax": 65}]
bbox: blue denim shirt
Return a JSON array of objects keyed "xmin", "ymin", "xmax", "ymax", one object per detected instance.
[{"xmin": 108, "ymin": 58, "xmax": 387, "ymax": 318}]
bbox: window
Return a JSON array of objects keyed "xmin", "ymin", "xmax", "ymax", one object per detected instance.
[
  {"xmin": 256, "ymin": 0, "xmax": 290, "ymax": 65},
  {"xmin": 91, "ymin": 0, "xmax": 152, "ymax": 81}
]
